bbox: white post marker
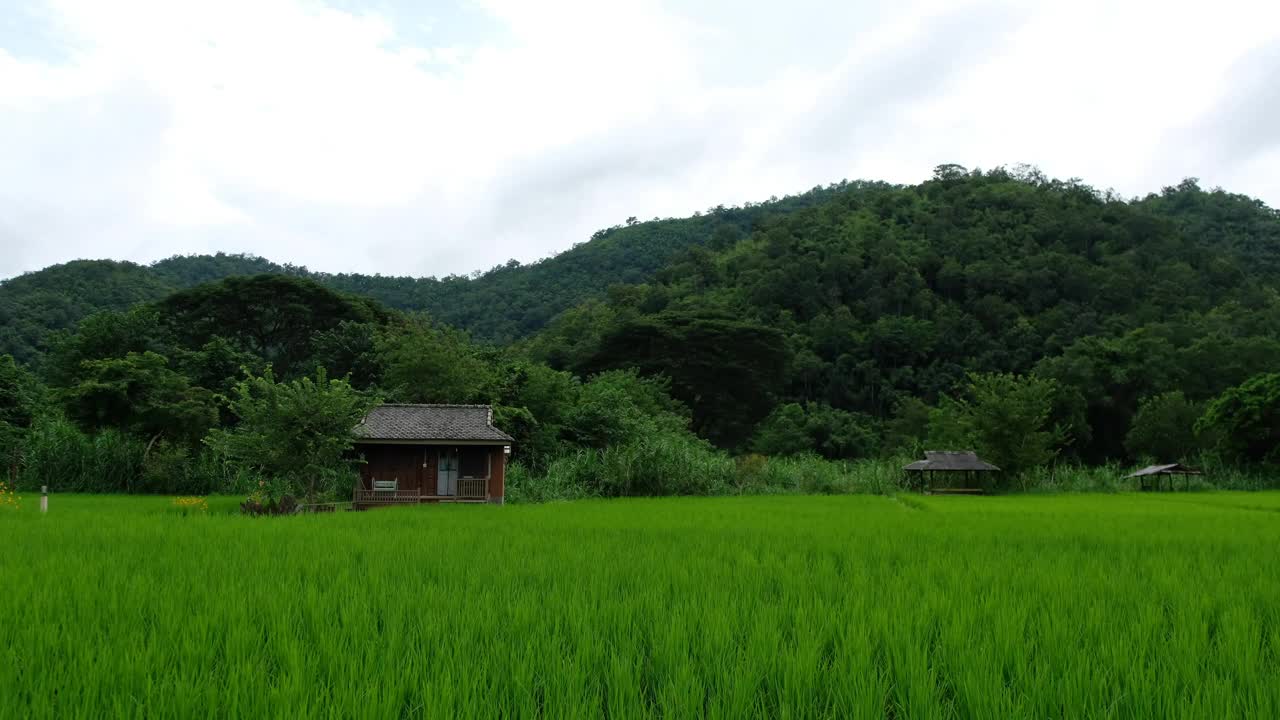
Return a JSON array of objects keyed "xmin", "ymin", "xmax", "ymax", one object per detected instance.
[{"xmin": 40, "ymin": 485, "xmax": 48, "ymax": 514}]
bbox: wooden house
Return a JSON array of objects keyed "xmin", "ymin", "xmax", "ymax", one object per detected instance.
[
  {"xmin": 352, "ymin": 404, "xmax": 513, "ymax": 508},
  {"xmin": 903, "ymin": 450, "xmax": 1000, "ymax": 494}
]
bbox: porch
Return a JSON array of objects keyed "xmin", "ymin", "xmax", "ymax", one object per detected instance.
[{"xmin": 353, "ymin": 478, "xmax": 490, "ymax": 508}]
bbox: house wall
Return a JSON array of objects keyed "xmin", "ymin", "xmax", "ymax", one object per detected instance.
[
  {"xmin": 488, "ymin": 446, "xmax": 506, "ymax": 504},
  {"xmin": 357, "ymin": 443, "xmax": 507, "ymax": 501},
  {"xmin": 358, "ymin": 444, "xmax": 425, "ymax": 492}
]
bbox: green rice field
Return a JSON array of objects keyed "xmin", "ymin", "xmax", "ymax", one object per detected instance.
[{"xmin": 2, "ymin": 492, "xmax": 1279, "ymax": 718}]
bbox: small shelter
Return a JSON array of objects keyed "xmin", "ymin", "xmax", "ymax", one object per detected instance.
[
  {"xmin": 1126, "ymin": 463, "xmax": 1202, "ymax": 491},
  {"xmin": 903, "ymin": 450, "xmax": 1000, "ymax": 494},
  {"xmin": 352, "ymin": 404, "xmax": 513, "ymax": 509}
]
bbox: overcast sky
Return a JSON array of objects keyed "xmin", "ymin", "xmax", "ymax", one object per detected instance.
[{"xmin": 2, "ymin": 0, "xmax": 1278, "ymax": 281}]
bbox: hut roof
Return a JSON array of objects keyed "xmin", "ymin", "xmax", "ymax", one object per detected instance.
[
  {"xmin": 353, "ymin": 404, "xmax": 514, "ymax": 443},
  {"xmin": 1126, "ymin": 463, "xmax": 1201, "ymax": 479},
  {"xmin": 903, "ymin": 450, "xmax": 1000, "ymax": 472}
]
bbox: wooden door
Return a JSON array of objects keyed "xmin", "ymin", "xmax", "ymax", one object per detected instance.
[{"xmin": 436, "ymin": 448, "xmax": 458, "ymax": 496}]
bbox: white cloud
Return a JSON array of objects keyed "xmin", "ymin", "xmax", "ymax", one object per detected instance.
[{"xmin": 1, "ymin": 0, "xmax": 1278, "ymax": 280}]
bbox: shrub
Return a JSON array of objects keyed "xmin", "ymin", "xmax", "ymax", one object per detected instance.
[
  {"xmin": 240, "ymin": 494, "xmax": 299, "ymax": 516},
  {"xmin": 205, "ymin": 368, "xmax": 374, "ymax": 502}
]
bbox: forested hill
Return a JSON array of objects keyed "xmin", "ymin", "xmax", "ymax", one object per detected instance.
[
  {"xmin": 524, "ymin": 168, "xmax": 1280, "ymax": 459},
  {"xmin": 2, "ymin": 165, "xmax": 1279, "ymax": 476},
  {"xmin": 0, "ymin": 187, "xmax": 844, "ymax": 363}
]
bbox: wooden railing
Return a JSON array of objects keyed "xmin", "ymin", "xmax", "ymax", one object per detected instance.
[
  {"xmin": 353, "ymin": 481, "xmax": 489, "ymax": 504},
  {"xmin": 353, "ymin": 488, "xmax": 421, "ymax": 504},
  {"xmin": 458, "ymin": 478, "xmax": 487, "ymax": 500}
]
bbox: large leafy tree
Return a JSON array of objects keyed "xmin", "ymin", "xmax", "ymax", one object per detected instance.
[
  {"xmin": 1196, "ymin": 373, "xmax": 1280, "ymax": 464},
  {"xmin": 205, "ymin": 369, "xmax": 375, "ymax": 502},
  {"xmin": 751, "ymin": 402, "xmax": 879, "ymax": 459},
  {"xmin": 1124, "ymin": 391, "xmax": 1202, "ymax": 462},
  {"xmin": 580, "ymin": 311, "xmax": 790, "ymax": 448},
  {"xmin": 378, "ymin": 320, "xmax": 493, "ymax": 403},
  {"xmin": 928, "ymin": 372, "xmax": 1067, "ymax": 477},
  {"xmin": 59, "ymin": 351, "xmax": 218, "ymax": 446},
  {"xmin": 158, "ymin": 275, "xmax": 389, "ymax": 377},
  {"xmin": 44, "ymin": 306, "xmax": 171, "ymax": 387}
]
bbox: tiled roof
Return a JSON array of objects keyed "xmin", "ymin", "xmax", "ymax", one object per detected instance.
[
  {"xmin": 903, "ymin": 450, "xmax": 1000, "ymax": 472},
  {"xmin": 353, "ymin": 404, "xmax": 514, "ymax": 442},
  {"xmin": 1126, "ymin": 463, "xmax": 1201, "ymax": 478}
]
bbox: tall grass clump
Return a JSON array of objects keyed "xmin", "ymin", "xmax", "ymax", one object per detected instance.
[
  {"xmin": 510, "ymin": 439, "xmax": 911, "ymax": 502},
  {"xmin": 1019, "ymin": 458, "xmax": 1280, "ymax": 493},
  {"xmin": 734, "ymin": 454, "xmax": 906, "ymax": 495},
  {"xmin": 17, "ymin": 416, "xmax": 144, "ymax": 493},
  {"xmin": 528, "ymin": 432, "xmax": 737, "ymax": 499},
  {"xmin": 14, "ymin": 416, "xmax": 248, "ymax": 495}
]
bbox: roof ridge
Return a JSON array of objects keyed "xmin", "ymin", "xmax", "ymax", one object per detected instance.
[
  {"xmin": 374, "ymin": 403, "xmax": 493, "ymax": 408},
  {"xmin": 354, "ymin": 403, "xmax": 514, "ymax": 442}
]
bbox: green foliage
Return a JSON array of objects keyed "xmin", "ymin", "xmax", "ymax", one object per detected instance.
[
  {"xmin": 309, "ymin": 321, "xmax": 384, "ymax": 389},
  {"xmin": 204, "ymin": 369, "xmax": 375, "ymax": 502},
  {"xmin": 159, "ymin": 275, "xmax": 388, "ymax": 377},
  {"xmin": 14, "ymin": 416, "xmax": 236, "ymax": 494},
  {"xmin": 487, "ymin": 362, "xmax": 578, "ymax": 469},
  {"xmin": 561, "ymin": 370, "xmax": 690, "ymax": 448},
  {"xmin": 1197, "ymin": 373, "xmax": 1280, "ymax": 464},
  {"xmin": 0, "ymin": 354, "xmax": 38, "ymax": 478},
  {"xmin": 59, "ymin": 351, "xmax": 218, "ymax": 445},
  {"xmin": 0, "ymin": 260, "xmax": 175, "ymax": 365},
  {"xmin": 1, "ymin": 189, "xmax": 834, "ymax": 361},
  {"xmin": 534, "ymin": 432, "xmax": 737, "ymax": 498},
  {"xmin": 44, "ymin": 306, "xmax": 170, "ymax": 387},
  {"xmin": 531, "ymin": 169, "xmax": 1280, "ymax": 461},
  {"xmin": 580, "ymin": 311, "xmax": 790, "ymax": 447},
  {"xmin": 4, "ymin": 168, "xmax": 1280, "ymax": 492},
  {"xmin": 17, "ymin": 416, "xmax": 145, "ymax": 492},
  {"xmin": 1124, "ymin": 391, "xmax": 1203, "ymax": 461},
  {"xmin": 928, "ymin": 372, "xmax": 1067, "ymax": 477},
  {"xmin": 377, "ymin": 319, "xmax": 492, "ymax": 403},
  {"xmin": 883, "ymin": 397, "xmax": 932, "ymax": 452},
  {"xmin": 751, "ymin": 402, "xmax": 879, "ymax": 459}
]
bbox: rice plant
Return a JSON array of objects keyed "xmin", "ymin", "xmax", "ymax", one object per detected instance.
[{"xmin": 1, "ymin": 492, "xmax": 1277, "ymax": 718}]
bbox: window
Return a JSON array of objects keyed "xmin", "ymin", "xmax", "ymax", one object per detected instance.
[{"xmin": 459, "ymin": 448, "xmax": 490, "ymax": 478}]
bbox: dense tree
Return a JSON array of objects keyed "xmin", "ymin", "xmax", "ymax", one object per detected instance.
[
  {"xmin": 59, "ymin": 352, "xmax": 218, "ymax": 447},
  {"xmin": 158, "ymin": 275, "xmax": 388, "ymax": 377},
  {"xmin": 3, "ymin": 168, "xmax": 1280, "ymax": 499},
  {"xmin": 1124, "ymin": 391, "xmax": 1202, "ymax": 462},
  {"xmin": 378, "ymin": 320, "xmax": 493, "ymax": 404},
  {"xmin": 752, "ymin": 402, "xmax": 879, "ymax": 459},
  {"xmin": 0, "ymin": 261, "xmax": 175, "ymax": 365},
  {"xmin": 205, "ymin": 369, "xmax": 375, "ymax": 502},
  {"xmin": 527, "ymin": 169, "xmax": 1279, "ymax": 459},
  {"xmin": 1196, "ymin": 374, "xmax": 1280, "ymax": 464},
  {"xmin": 0, "ymin": 355, "xmax": 38, "ymax": 480},
  {"xmin": 580, "ymin": 311, "xmax": 790, "ymax": 447},
  {"xmin": 309, "ymin": 321, "xmax": 384, "ymax": 389},
  {"xmin": 928, "ymin": 372, "xmax": 1066, "ymax": 477},
  {"xmin": 43, "ymin": 307, "xmax": 171, "ymax": 387}
]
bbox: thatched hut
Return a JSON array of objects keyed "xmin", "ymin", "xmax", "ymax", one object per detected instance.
[
  {"xmin": 903, "ymin": 451, "xmax": 1000, "ymax": 494},
  {"xmin": 1126, "ymin": 463, "xmax": 1202, "ymax": 491}
]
